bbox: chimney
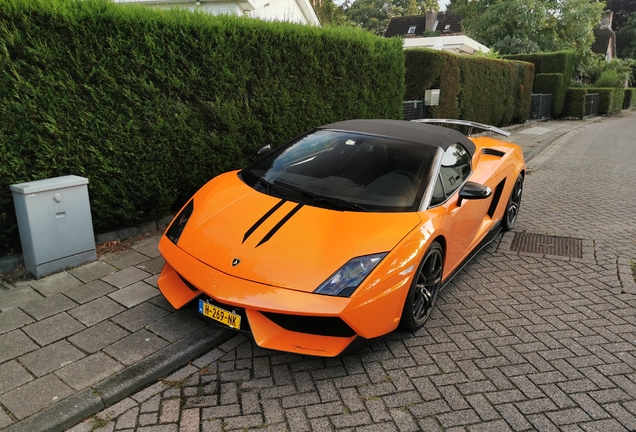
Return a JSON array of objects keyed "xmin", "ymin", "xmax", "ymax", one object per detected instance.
[
  {"xmin": 600, "ymin": 10, "xmax": 613, "ymax": 30},
  {"xmin": 425, "ymin": 10, "xmax": 438, "ymax": 32}
]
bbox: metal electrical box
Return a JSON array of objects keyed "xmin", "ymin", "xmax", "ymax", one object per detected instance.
[
  {"xmin": 10, "ymin": 175, "xmax": 96, "ymax": 278},
  {"xmin": 425, "ymin": 89, "xmax": 440, "ymax": 106}
]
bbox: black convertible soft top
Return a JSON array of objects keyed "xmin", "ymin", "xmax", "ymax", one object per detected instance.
[{"xmin": 319, "ymin": 119, "xmax": 477, "ymax": 157}]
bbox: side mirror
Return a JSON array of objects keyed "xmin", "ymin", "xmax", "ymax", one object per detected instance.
[
  {"xmin": 457, "ymin": 182, "xmax": 491, "ymax": 206},
  {"xmin": 257, "ymin": 145, "xmax": 272, "ymax": 155}
]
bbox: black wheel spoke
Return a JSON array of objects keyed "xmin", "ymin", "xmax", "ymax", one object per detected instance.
[{"xmin": 411, "ymin": 249, "xmax": 442, "ymax": 323}]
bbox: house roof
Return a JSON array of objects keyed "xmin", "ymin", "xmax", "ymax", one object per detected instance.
[{"xmin": 385, "ymin": 12, "xmax": 462, "ymax": 38}]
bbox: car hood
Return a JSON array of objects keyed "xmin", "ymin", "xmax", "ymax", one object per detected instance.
[{"xmin": 176, "ymin": 172, "xmax": 422, "ymax": 293}]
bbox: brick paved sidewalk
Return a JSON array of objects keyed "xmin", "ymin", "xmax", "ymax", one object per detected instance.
[
  {"xmin": 0, "ymin": 114, "xmax": 627, "ymax": 432},
  {"xmin": 0, "ymin": 235, "xmax": 232, "ymax": 432}
]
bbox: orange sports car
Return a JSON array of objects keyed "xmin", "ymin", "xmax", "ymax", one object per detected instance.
[{"xmin": 157, "ymin": 119, "xmax": 525, "ymax": 356}]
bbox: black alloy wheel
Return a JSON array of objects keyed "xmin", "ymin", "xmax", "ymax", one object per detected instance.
[
  {"xmin": 399, "ymin": 241, "xmax": 443, "ymax": 332},
  {"xmin": 503, "ymin": 173, "xmax": 523, "ymax": 231}
]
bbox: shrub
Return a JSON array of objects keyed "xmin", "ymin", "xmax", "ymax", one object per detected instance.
[
  {"xmin": 0, "ymin": 0, "xmax": 405, "ymax": 252},
  {"xmin": 595, "ymin": 70, "xmax": 625, "ymax": 88}
]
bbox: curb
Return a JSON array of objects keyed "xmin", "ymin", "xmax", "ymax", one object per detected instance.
[{"xmin": 5, "ymin": 326, "xmax": 234, "ymax": 432}]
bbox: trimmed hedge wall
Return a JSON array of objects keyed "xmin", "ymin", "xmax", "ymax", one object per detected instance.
[
  {"xmin": 590, "ymin": 88, "xmax": 627, "ymax": 115},
  {"xmin": 563, "ymin": 89, "xmax": 587, "ymax": 118},
  {"xmin": 503, "ymin": 51, "xmax": 576, "ymax": 118},
  {"xmin": 534, "ymin": 73, "xmax": 565, "ymax": 118},
  {"xmin": 0, "ymin": 0, "xmax": 405, "ymax": 253},
  {"xmin": 404, "ymin": 49, "xmax": 533, "ymax": 126},
  {"xmin": 624, "ymin": 88, "xmax": 636, "ymax": 109},
  {"xmin": 563, "ymin": 87, "xmax": 627, "ymax": 118}
]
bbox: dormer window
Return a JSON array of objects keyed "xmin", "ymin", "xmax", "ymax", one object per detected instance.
[{"xmin": 407, "ymin": 25, "xmax": 416, "ymax": 34}]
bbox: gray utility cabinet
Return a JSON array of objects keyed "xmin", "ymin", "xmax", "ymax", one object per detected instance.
[{"xmin": 10, "ymin": 175, "xmax": 96, "ymax": 278}]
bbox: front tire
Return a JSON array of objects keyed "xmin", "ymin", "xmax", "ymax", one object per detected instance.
[
  {"xmin": 503, "ymin": 174, "xmax": 523, "ymax": 231},
  {"xmin": 399, "ymin": 241, "xmax": 443, "ymax": 332}
]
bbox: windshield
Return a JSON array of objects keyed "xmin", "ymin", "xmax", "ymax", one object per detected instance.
[{"xmin": 241, "ymin": 129, "xmax": 438, "ymax": 212}]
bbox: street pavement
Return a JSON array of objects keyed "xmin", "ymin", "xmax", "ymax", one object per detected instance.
[{"xmin": 1, "ymin": 113, "xmax": 635, "ymax": 432}]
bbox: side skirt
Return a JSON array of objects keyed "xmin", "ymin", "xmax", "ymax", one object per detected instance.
[{"xmin": 440, "ymin": 221, "xmax": 503, "ymax": 291}]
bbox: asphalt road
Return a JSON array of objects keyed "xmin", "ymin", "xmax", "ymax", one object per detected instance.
[{"xmin": 60, "ymin": 111, "xmax": 636, "ymax": 431}]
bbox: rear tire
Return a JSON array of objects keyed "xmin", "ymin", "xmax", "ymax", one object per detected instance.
[
  {"xmin": 503, "ymin": 174, "xmax": 523, "ymax": 231},
  {"xmin": 399, "ymin": 241, "xmax": 443, "ymax": 332}
]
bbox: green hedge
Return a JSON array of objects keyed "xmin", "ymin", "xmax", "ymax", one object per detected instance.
[
  {"xmin": 0, "ymin": 0, "xmax": 405, "ymax": 253},
  {"xmin": 404, "ymin": 49, "xmax": 533, "ymax": 126},
  {"xmin": 534, "ymin": 73, "xmax": 564, "ymax": 118},
  {"xmin": 589, "ymin": 88, "xmax": 627, "ymax": 115},
  {"xmin": 624, "ymin": 88, "xmax": 636, "ymax": 109},
  {"xmin": 563, "ymin": 89, "xmax": 587, "ymax": 118},
  {"xmin": 503, "ymin": 51, "xmax": 576, "ymax": 118}
]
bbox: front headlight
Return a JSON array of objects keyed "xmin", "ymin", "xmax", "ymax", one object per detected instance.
[
  {"xmin": 166, "ymin": 200, "xmax": 194, "ymax": 244},
  {"xmin": 314, "ymin": 253, "xmax": 387, "ymax": 297}
]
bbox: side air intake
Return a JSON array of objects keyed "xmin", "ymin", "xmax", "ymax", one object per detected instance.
[{"xmin": 482, "ymin": 148, "xmax": 506, "ymax": 157}]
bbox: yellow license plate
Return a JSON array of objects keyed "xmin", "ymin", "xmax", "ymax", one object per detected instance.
[{"xmin": 198, "ymin": 300, "xmax": 241, "ymax": 329}]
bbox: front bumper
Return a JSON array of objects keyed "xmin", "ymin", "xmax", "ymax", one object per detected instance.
[{"xmin": 157, "ymin": 235, "xmax": 410, "ymax": 356}]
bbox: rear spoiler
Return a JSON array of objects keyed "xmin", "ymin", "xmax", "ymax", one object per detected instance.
[{"xmin": 411, "ymin": 119, "xmax": 511, "ymax": 138}]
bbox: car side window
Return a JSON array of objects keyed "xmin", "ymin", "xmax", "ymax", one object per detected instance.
[
  {"xmin": 430, "ymin": 173, "xmax": 446, "ymax": 206},
  {"xmin": 439, "ymin": 143, "xmax": 472, "ymax": 198}
]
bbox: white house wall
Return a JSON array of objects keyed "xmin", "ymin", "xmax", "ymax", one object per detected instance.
[
  {"xmin": 114, "ymin": 0, "xmax": 313, "ymax": 25},
  {"xmin": 246, "ymin": 0, "xmax": 306, "ymax": 24}
]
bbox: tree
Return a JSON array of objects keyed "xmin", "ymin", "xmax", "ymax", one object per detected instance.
[
  {"xmin": 619, "ymin": 13, "xmax": 636, "ymax": 57},
  {"xmin": 343, "ymin": 0, "xmax": 439, "ymax": 35},
  {"xmin": 344, "ymin": 0, "xmax": 402, "ymax": 35},
  {"xmin": 392, "ymin": 0, "xmax": 440, "ymax": 14},
  {"xmin": 451, "ymin": 0, "xmax": 605, "ymax": 54},
  {"xmin": 312, "ymin": 0, "xmax": 350, "ymax": 26},
  {"xmin": 605, "ymin": 0, "xmax": 636, "ymax": 33}
]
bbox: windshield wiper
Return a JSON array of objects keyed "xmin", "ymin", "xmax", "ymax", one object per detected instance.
[
  {"xmin": 241, "ymin": 170, "xmax": 286, "ymax": 197},
  {"xmin": 274, "ymin": 180, "xmax": 368, "ymax": 212}
]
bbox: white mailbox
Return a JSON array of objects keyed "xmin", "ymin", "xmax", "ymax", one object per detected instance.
[{"xmin": 10, "ymin": 175, "xmax": 96, "ymax": 278}]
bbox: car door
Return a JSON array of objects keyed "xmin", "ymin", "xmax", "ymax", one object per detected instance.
[{"xmin": 433, "ymin": 143, "xmax": 491, "ymax": 273}]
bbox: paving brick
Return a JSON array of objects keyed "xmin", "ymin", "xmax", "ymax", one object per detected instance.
[
  {"xmin": 102, "ymin": 267, "xmax": 151, "ymax": 289},
  {"xmin": 28, "ymin": 271, "xmax": 81, "ymax": 297},
  {"xmin": 0, "ymin": 287, "xmax": 44, "ymax": 311},
  {"xmin": 104, "ymin": 329, "xmax": 169, "ymax": 365},
  {"xmin": 0, "ymin": 307, "xmax": 34, "ymax": 334},
  {"xmin": 56, "ymin": 352, "xmax": 124, "ymax": 390},
  {"xmin": 19, "ymin": 339, "xmax": 85, "ymax": 377},
  {"xmin": 0, "ymin": 329, "xmax": 38, "ymax": 363},
  {"xmin": 69, "ymin": 260, "xmax": 117, "ymax": 283},
  {"xmin": 147, "ymin": 311, "xmax": 205, "ymax": 342},
  {"xmin": 0, "ymin": 373, "xmax": 73, "ymax": 419},
  {"xmin": 0, "ymin": 360, "xmax": 33, "ymax": 394},
  {"xmin": 111, "ymin": 302, "xmax": 172, "ymax": 332},
  {"xmin": 68, "ymin": 320, "xmax": 129, "ymax": 353},
  {"xmin": 104, "ymin": 250, "xmax": 148, "ymax": 270},
  {"xmin": 136, "ymin": 256, "xmax": 165, "ymax": 274},
  {"xmin": 64, "ymin": 279, "xmax": 118, "ymax": 304},
  {"xmin": 20, "ymin": 293, "xmax": 77, "ymax": 320},
  {"xmin": 23, "ymin": 312, "xmax": 85, "ymax": 346},
  {"xmin": 109, "ymin": 281, "xmax": 159, "ymax": 308},
  {"xmin": 68, "ymin": 296, "xmax": 125, "ymax": 326}
]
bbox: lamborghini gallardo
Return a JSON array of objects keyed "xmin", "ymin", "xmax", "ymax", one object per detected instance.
[{"xmin": 157, "ymin": 119, "xmax": 525, "ymax": 356}]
